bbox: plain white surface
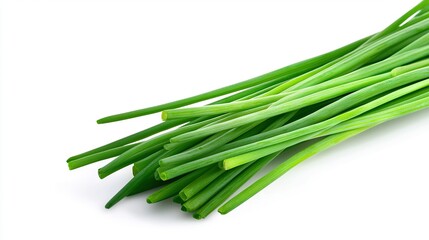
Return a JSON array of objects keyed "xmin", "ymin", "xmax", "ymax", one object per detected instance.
[{"xmin": 1, "ymin": 0, "xmax": 429, "ymax": 239}]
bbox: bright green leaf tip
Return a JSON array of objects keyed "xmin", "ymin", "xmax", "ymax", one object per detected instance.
[
  {"xmin": 67, "ymin": 163, "xmax": 74, "ymax": 170},
  {"xmin": 98, "ymin": 168, "xmax": 107, "ymax": 179},
  {"xmin": 179, "ymin": 191, "xmax": 188, "ymax": 201},
  {"xmin": 217, "ymin": 207, "xmax": 228, "ymax": 215},
  {"xmin": 105, "ymin": 201, "xmax": 114, "ymax": 209},
  {"xmin": 159, "ymin": 172, "xmax": 168, "ymax": 181},
  {"xmin": 96, "ymin": 118, "xmax": 109, "ymax": 124},
  {"xmin": 161, "ymin": 111, "xmax": 168, "ymax": 121}
]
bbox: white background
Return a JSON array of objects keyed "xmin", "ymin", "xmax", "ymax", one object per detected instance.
[{"xmin": 1, "ymin": 0, "xmax": 428, "ymax": 239}]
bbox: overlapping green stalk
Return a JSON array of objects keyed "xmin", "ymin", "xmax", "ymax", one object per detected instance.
[{"xmin": 68, "ymin": 1, "xmax": 429, "ymax": 219}]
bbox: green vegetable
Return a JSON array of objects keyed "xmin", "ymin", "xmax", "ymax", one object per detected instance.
[
  {"xmin": 96, "ymin": 35, "xmax": 370, "ymax": 124},
  {"xmin": 68, "ymin": 1, "xmax": 429, "ymax": 219},
  {"xmin": 218, "ymin": 128, "xmax": 370, "ymax": 214}
]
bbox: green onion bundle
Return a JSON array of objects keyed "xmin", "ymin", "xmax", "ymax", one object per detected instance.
[{"xmin": 68, "ymin": 1, "xmax": 429, "ymax": 219}]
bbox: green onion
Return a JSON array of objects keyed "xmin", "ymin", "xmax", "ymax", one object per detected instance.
[
  {"xmin": 147, "ymin": 168, "xmax": 207, "ymax": 203},
  {"xmin": 161, "ymin": 75, "xmax": 429, "ymax": 179},
  {"xmin": 69, "ymin": 2, "xmax": 429, "ymax": 219},
  {"xmin": 218, "ymin": 128, "xmax": 370, "ymax": 214},
  {"xmin": 182, "ymin": 164, "xmax": 249, "ymax": 212},
  {"xmin": 96, "ymin": 35, "xmax": 370, "ymax": 124},
  {"xmin": 179, "ymin": 167, "xmax": 224, "ymax": 201},
  {"xmin": 68, "ymin": 143, "xmax": 138, "ymax": 170},
  {"xmin": 193, "ymin": 152, "xmax": 280, "ymax": 219}
]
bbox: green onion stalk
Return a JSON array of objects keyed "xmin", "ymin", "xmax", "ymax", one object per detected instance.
[{"xmin": 68, "ymin": 1, "xmax": 429, "ymax": 219}]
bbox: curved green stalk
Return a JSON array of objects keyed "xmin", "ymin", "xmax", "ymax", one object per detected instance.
[
  {"xmin": 364, "ymin": 0, "xmax": 429, "ymax": 44},
  {"xmin": 98, "ymin": 141, "xmax": 166, "ymax": 179},
  {"xmin": 392, "ymin": 58, "xmax": 429, "ymax": 76},
  {"xmin": 165, "ymin": 44, "xmax": 429, "ymax": 122},
  {"xmin": 146, "ymin": 168, "xmax": 207, "ymax": 203},
  {"xmin": 218, "ymin": 128, "xmax": 369, "ymax": 214},
  {"xmin": 68, "ymin": 143, "xmax": 139, "ymax": 170},
  {"xmin": 181, "ymin": 164, "xmax": 249, "ymax": 212},
  {"xmin": 276, "ymin": 44, "xmax": 429, "ymax": 103},
  {"xmin": 159, "ymin": 121, "xmax": 264, "ymax": 167},
  {"xmin": 394, "ymin": 32, "xmax": 429, "ymax": 55},
  {"xmin": 97, "ymin": 115, "xmax": 226, "ymax": 178},
  {"xmin": 170, "ymin": 72, "xmax": 391, "ymax": 142},
  {"xmin": 290, "ymin": 17, "xmax": 429, "ymax": 90},
  {"xmin": 193, "ymin": 152, "xmax": 281, "ymax": 219},
  {"xmin": 160, "ymin": 77, "xmax": 429, "ymax": 180},
  {"xmin": 105, "ymin": 150, "xmax": 166, "ymax": 209},
  {"xmin": 67, "ymin": 119, "xmax": 187, "ymax": 162},
  {"xmin": 68, "ymin": 75, "xmax": 286, "ymax": 163},
  {"xmin": 161, "ymin": 113, "xmax": 293, "ymax": 167},
  {"xmin": 369, "ymin": 30, "xmax": 429, "ymax": 63},
  {"xmin": 173, "ymin": 61, "xmax": 429, "ymax": 143},
  {"xmin": 135, "ymin": 138, "xmax": 203, "ymax": 175},
  {"xmin": 217, "ymin": 76, "xmax": 425, "ymax": 154},
  {"xmin": 96, "ymin": 36, "xmax": 370, "ymax": 124},
  {"xmin": 223, "ymin": 90, "xmax": 429, "ymax": 169},
  {"xmin": 162, "ymin": 93, "xmax": 289, "ymax": 120},
  {"xmin": 179, "ymin": 167, "xmax": 224, "ymax": 201}
]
